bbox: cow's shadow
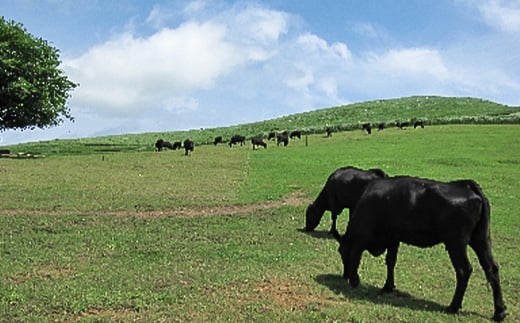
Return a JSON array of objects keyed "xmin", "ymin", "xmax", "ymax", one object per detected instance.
[
  {"xmin": 315, "ymin": 273, "xmax": 485, "ymax": 319},
  {"xmin": 296, "ymin": 228, "xmax": 335, "ymax": 240}
]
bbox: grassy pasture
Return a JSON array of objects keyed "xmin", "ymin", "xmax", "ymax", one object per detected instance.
[{"xmin": 0, "ymin": 124, "xmax": 519, "ymax": 322}]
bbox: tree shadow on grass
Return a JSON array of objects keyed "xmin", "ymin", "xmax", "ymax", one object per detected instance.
[{"xmin": 315, "ymin": 273, "xmax": 487, "ymax": 320}]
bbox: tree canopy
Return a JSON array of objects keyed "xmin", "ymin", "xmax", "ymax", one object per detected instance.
[{"xmin": 0, "ymin": 17, "xmax": 78, "ymax": 132}]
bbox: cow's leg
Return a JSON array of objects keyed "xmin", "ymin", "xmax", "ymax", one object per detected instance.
[
  {"xmin": 470, "ymin": 240, "xmax": 507, "ymax": 321},
  {"xmin": 381, "ymin": 242, "xmax": 399, "ymax": 293},
  {"xmin": 445, "ymin": 244, "xmax": 473, "ymax": 314},
  {"xmin": 348, "ymin": 246, "xmax": 363, "ymax": 288}
]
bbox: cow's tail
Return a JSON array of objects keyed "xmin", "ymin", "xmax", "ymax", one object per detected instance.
[{"xmin": 467, "ymin": 180, "xmax": 491, "ymax": 246}]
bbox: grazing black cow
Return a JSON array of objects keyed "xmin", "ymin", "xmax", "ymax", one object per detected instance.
[
  {"xmin": 268, "ymin": 131, "xmax": 277, "ymax": 141},
  {"xmin": 377, "ymin": 123, "xmax": 385, "ymax": 131},
  {"xmin": 0, "ymin": 149, "xmax": 10, "ymax": 155},
  {"xmin": 172, "ymin": 141, "xmax": 182, "ymax": 150},
  {"xmin": 396, "ymin": 121, "xmax": 410, "ymax": 129},
  {"xmin": 277, "ymin": 133, "xmax": 289, "ymax": 147},
  {"xmin": 362, "ymin": 123, "xmax": 372, "ymax": 134},
  {"xmin": 155, "ymin": 139, "xmax": 164, "ymax": 151},
  {"xmin": 155, "ymin": 139, "xmax": 171, "ymax": 151},
  {"xmin": 414, "ymin": 120, "xmax": 425, "ymax": 128},
  {"xmin": 229, "ymin": 135, "xmax": 246, "ymax": 147},
  {"xmin": 290, "ymin": 130, "xmax": 302, "ymax": 139},
  {"xmin": 251, "ymin": 136, "xmax": 267, "ymax": 149},
  {"xmin": 213, "ymin": 136, "xmax": 223, "ymax": 145},
  {"xmin": 183, "ymin": 139, "xmax": 194, "ymax": 156},
  {"xmin": 326, "ymin": 127, "xmax": 333, "ymax": 137},
  {"xmin": 304, "ymin": 166, "xmax": 387, "ymax": 234},
  {"xmin": 334, "ymin": 176, "xmax": 506, "ymax": 321}
]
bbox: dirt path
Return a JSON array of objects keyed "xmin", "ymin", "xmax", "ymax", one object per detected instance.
[{"xmin": 1, "ymin": 191, "xmax": 312, "ymax": 218}]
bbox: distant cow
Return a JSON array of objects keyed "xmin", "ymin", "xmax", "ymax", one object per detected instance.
[
  {"xmin": 290, "ymin": 130, "xmax": 302, "ymax": 139},
  {"xmin": 334, "ymin": 176, "xmax": 506, "ymax": 322},
  {"xmin": 305, "ymin": 166, "xmax": 387, "ymax": 234},
  {"xmin": 277, "ymin": 133, "xmax": 289, "ymax": 147},
  {"xmin": 251, "ymin": 136, "xmax": 267, "ymax": 149},
  {"xmin": 326, "ymin": 127, "xmax": 333, "ymax": 137},
  {"xmin": 0, "ymin": 149, "xmax": 11, "ymax": 155},
  {"xmin": 268, "ymin": 131, "xmax": 277, "ymax": 141},
  {"xmin": 229, "ymin": 135, "xmax": 246, "ymax": 147},
  {"xmin": 214, "ymin": 136, "xmax": 223, "ymax": 145},
  {"xmin": 414, "ymin": 120, "xmax": 425, "ymax": 128},
  {"xmin": 396, "ymin": 121, "xmax": 410, "ymax": 129},
  {"xmin": 172, "ymin": 141, "xmax": 182, "ymax": 150},
  {"xmin": 362, "ymin": 123, "xmax": 372, "ymax": 134},
  {"xmin": 183, "ymin": 139, "xmax": 194, "ymax": 156},
  {"xmin": 377, "ymin": 123, "xmax": 385, "ymax": 131},
  {"xmin": 155, "ymin": 139, "xmax": 170, "ymax": 151}
]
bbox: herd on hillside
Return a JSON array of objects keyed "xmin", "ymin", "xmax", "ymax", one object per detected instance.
[{"xmin": 153, "ymin": 120, "xmax": 426, "ymax": 155}]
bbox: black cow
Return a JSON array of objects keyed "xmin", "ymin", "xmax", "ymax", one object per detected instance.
[
  {"xmin": 304, "ymin": 166, "xmax": 387, "ymax": 234},
  {"xmin": 290, "ymin": 130, "xmax": 302, "ymax": 139},
  {"xmin": 334, "ymin": 176, "xmax": 506, "ymax": 321},
  {"xmin": 251, "ymin": 136, "xmax": 267, "ymax": 149},
  {"xmin": 414, "ymin": 120, "xmax": 425, "ymax": 128},
  {"xmin": 172, "ymin": 141, "xmax": 182, "ymax": 150},
  {"xmin": 155, "ymin": 139, "xmax": 174, "ymax": 151},
  {"xmin": 377, "ymin": 123, "xmax": 385, "ymax": 131},
  {"xmin": 183, "ymin": 139, "xmax": 194, "ymax": 156},
  {"xmin": 396, "ymin": 121, "xmax": 410, "ymax": 129},
  {"xmin": 213, "ymin": 136, "xmax": 223, "ymax": 145},
  {"xmin": 229, "ymin": 135, "xmax": 246, "ymax": 147},
  {"xmin": 268, "ymin": 131, "xmax": 277, "ymax": 141},
  {"xmin": 0, "ymin": 149, "xmax": 10, "ymax": 155},
  {"xmin": 326, "ymin": 127, "xmax": 333, "ymax": 137},
  {"xmin": 362, "ymin": 123, "xmax": 372, "ymax": 134},
  {"xmin": 155, "ymin": 139, "xmax": 164, "ymax": 151},
  {"xmin": 277, "ymin": 133, "xmax": 289, "ymax": 147}
]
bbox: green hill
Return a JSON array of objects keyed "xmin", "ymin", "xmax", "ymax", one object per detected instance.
[{"xmin": 4, "ymin": 96, "xmax": 519, "ymax": 155}]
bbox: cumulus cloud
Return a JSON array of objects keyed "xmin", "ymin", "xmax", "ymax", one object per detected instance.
[{"xmin": 477, "ymin": 0, "xmax": 520, "ymax": 32}]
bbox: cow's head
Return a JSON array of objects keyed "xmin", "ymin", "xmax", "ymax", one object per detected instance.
[
  {"xmin": 336, "ymin": 232, "xmax": 360, "ymax": 288},
  {"xmin": 304, "ymin": 203, "xmax": 323, "ymax": 231}
]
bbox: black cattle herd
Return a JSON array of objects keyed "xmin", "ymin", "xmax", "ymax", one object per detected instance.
[
  {"xmin": 154, "ymin": 120, "xmax": 426, "ymax": 155},
  {"xmin": 305, "ymin": 166, "xmax": 506, "ymax": 321}
]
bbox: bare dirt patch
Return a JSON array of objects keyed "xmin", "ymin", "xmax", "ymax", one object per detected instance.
[{"xmin": 1, "ymin": 191, "xmax": 311, "ymax": 218}]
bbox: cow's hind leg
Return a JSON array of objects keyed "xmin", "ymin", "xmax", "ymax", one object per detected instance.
[
  {"xmin": 445, "ymin": 244, "xmax": 473, "ymax": 314},
  {"xmin": 470, "ymin": 239, "xmax": 507, "ymax": 321},
  {"xmin": 381, "ymin": 242, "xmax": 399, "ymax": 293}
]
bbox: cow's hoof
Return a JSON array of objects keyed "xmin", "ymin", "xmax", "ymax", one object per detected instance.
[
  {"xmin": 444, "ymin": 305, "xmax": 459, "ymax": 314},
  {"xmin": 349, "ymin": 276, "xmax": 360, "ymax": 288},
  {"xmin": 493, "ymin": 310, "xmax": 507, "ymax": 322},
  {"xmin": 380, "ymin": 285, "xmax": 394, "ymax": 294}
]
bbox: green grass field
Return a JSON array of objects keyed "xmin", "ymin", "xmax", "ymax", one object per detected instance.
[{"xmin": 1, "ymin": 123, "xmax": 518, "ymax": 322}]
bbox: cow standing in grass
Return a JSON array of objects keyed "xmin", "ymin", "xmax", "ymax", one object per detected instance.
[
  {"xmin": 305, "ymin": 166, "xmax": 387, "ymax": 234},
  {"xmin": 183, "ymin": 139, "xmax": 194, "ymax": 156},
  {"xmin": 251, "ymin": 136, "xmax": 267, "ymax": 149},
  {"xmin": 334, "ymin": 176, "xmax": 506, "ymax": 322}
]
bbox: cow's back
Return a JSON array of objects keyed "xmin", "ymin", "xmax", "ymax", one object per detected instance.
[{"xmin": 349, "ymin": 176, "xmax": 484, "ymax": 248}]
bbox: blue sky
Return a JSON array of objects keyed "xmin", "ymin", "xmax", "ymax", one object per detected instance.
[{"xmin": 2, "ymin": 0, "xmax": 520, "ymax": 145}]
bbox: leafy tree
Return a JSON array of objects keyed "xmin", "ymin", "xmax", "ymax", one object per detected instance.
[{"xmin": 0, "ymin": 17, "xmax": 78, "ymax": 132}]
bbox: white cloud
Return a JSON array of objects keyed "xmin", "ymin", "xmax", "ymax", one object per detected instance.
[
  {"xmin": 64, "ymin": 21, "xmax": 242, "ymax": 115},
  {"xmin": 477, "ymin": 0, "xmax": 520, "ymax": 32}
]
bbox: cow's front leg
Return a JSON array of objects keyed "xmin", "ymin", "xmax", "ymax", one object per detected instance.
[
  {"xmin": 381, "ymin": 242, "xmax": 399, "ymax": 293},
  {"xmin": 348, "ymin": 247, "xmax": 363, "ymax": 288}
]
